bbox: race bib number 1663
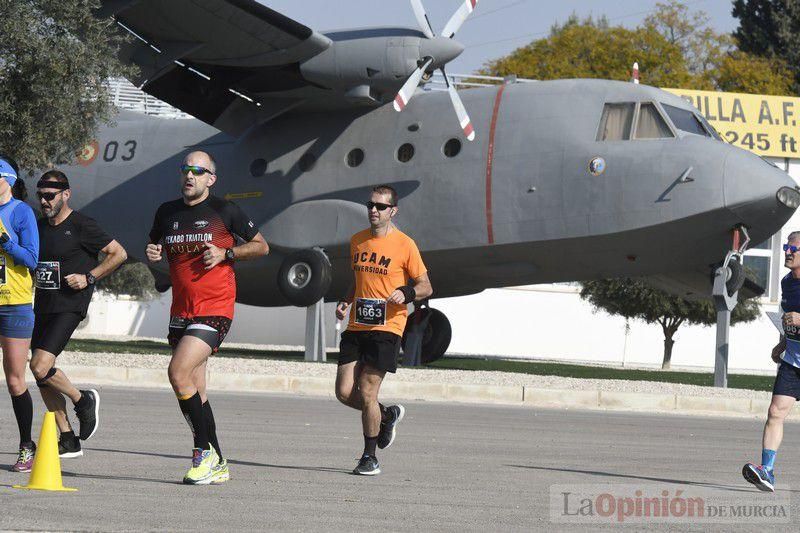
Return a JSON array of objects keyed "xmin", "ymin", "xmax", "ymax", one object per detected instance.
[{"xmin": 354, "ymin": 298, "xmax": 386, "ymax": 326}]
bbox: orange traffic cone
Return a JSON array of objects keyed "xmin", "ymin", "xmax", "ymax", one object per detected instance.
[{"xmin": 14, "ymin": 411, "xmax": 77, "ymax": 492}]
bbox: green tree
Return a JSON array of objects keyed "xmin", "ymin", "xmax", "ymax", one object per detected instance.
[
  {"xmin": 96, "ymin": 261, "xmax": 158, "ymax": 301},
  {"xmin": 580, "ymin": 279, "xmax": 760, "ymax": 369},
  {"xmin": 481, "ymin": 2, "xmax": 793, "ymax": 95},
  {"xmin": 0, "ymin": 0, "xmax": 133, "ymax": 168},
  {"xmin": 647, "ymin": 0, "xmax": 794, "ymax": 95},
  {"xmin": 733, "ymin": 0, "xmax": 800, "ymax": 93},
  {"xmin": 481, "ymin": 14, "xmax": 692, "ymax": 88}
]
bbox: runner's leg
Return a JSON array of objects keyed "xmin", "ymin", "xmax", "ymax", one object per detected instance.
[
  {"xmin": 357, "ymin": 364, "xmax": 386, "ymax": 458},
  {"xmin": 169, "ymin": 336, "xmax": 212, "ymax": 450},
  {"xmin": 3, "ymin": 336, "xmax": 34, "ymax": 446}
]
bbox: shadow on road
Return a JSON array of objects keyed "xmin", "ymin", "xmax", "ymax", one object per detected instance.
[
  {"xmin": 505, "ymin": 464, "xmax": 790, "ymax": 493},
  {"xmin": 88, "ymin": 447, "xmax": 351, "ymax": 474}
]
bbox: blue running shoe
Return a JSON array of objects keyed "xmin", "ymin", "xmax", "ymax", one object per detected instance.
[{"xmin": 742, "ymin": 462, "xmax": 775, "ymax": 492}]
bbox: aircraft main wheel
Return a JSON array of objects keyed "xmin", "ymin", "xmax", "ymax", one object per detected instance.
[
  {"xmin": 277, "ymin": 248, "xmax": 332, "ymax": 307},
  {"xmin": 402, "ymin": 308, "xmax": 452, "ymax": 364}
]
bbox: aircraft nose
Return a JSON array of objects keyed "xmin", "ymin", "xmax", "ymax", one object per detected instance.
[
  {"xmin": 724, "ymin": 148, "xmax": 799, "ymax": 239},
  {"xmin": 420, "ymin": 36, "xmax": 464, "ymax": 69}
]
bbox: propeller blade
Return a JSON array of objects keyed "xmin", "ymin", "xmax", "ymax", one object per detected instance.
[
  {"xmin": 410, "ymin": 0, "xmax": 435, "ymax": 39},
  {"xmin": 441, "ymin": 0, "xmax": 478, "ymax": 38},
  {"xmin": 444, "ymin": 72, "xmax": 475, "ymax": 141},
  {"xmin": 393, "ymin": 58, "xmax": 433, "ymax": 112}
]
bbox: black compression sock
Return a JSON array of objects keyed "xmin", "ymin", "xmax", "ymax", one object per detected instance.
[
  {"xmin": 203, "ymin": 400, "xmax": 223, "ymax": 460},
  {"xmin": 11, "ymin": 390, "xmax": 33, "ymax": 445},
  {"xmin": 363, "ymin": 434, "xmax": 378, "ymax": 457},
  {"xmin": 177, "ymin": 392, "xmax": 209, "ymax": 450}
]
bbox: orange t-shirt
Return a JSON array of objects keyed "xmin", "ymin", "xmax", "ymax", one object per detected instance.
[{"xmin": 347, "ymin": 227, "xmax": 427, "ymax": 336}]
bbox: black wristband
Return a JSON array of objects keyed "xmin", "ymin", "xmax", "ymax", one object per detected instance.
[{"xmin": 397, "ymin": 285, "xmax": 416, "ymax": 304}]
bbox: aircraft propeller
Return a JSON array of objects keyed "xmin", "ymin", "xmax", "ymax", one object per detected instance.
[{"xmin": 393, "ymin": 0, "xmax": 478, "ymax": 141}]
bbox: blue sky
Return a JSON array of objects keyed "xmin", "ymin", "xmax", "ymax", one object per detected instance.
[{"xmin": 265, "ymin": 0, "xmax": 739, "ymax": 74}]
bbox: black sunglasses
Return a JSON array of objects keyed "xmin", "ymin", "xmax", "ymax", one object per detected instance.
[
  {"xmin": 784, "ymin": 244, "xmax": 800, "ymax": 254},
  {"xmin": 180, "ymin": 164, "xmax": 213, "ymax": 176},
  {"xmin": 36, "ymin": 191, "xmax": 64, "ymax": 201},
  {"xmin": 366, "ymin": 201, "xmax": 395, "ymax": 211}
]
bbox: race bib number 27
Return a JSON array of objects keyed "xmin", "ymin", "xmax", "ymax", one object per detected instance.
[{"xmin": 354, "ymin": 298, "xmax": 386, "ymax": 326}]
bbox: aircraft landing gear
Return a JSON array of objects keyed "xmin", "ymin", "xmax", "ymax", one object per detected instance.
[
  {"xmin": 712, "ymin": 225, "xmax": 750, "ymax": 388},
  {"xmin": 402, "ymin": 303, "xmax": 452, "ymax": 366},
  {"xmin": 277, "ymin": 247, "xmax": 332, "ymax": 307}
]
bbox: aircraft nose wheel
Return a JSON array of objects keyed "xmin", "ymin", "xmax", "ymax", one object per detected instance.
[
  {"xmin": 710, "ymin": 255, "xmax": 746, "ymax": 295},
  {"xmin": 277, "ymin": 248, "xmax": 332, "ymax": 307}
]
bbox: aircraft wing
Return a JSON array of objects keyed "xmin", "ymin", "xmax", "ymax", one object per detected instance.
[{"xmin": 100, "ymin": 0, "xmax": 333, "ymax": 135}]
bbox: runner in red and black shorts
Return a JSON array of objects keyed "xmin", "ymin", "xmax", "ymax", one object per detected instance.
[{"xmin": 146, "ymin": 150, "xmax": 269, "ymax": 485}]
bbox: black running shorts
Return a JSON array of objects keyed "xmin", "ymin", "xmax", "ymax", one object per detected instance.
[
  {"xmin": 32, "ymin": 312, "xmax": 84, "ymax": 357},
  {"xmin": 773, "ymin": 361, "xmax": 800, "ymax": 400},
  {"xmin": 167, "ymin": 315, "xmax": 232, "ymax": 353},
  {"xmin": 338, "ymin": 330, "xmax": 401, "ymax": 373}
]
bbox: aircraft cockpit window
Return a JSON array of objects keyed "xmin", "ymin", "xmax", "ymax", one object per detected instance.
[
  {"xmin": 634, "ymin": 103, "xmax": 673, "ymax": 139},
  {"xmin": 662, "ymin": 104, "xmax": 708, "ymax": 137},
  {"xmin": 696, "ymin": 114, "xmax": 722, "ymax": 141},
  {"xmin": 596, "ymin": 103, "xmax": 635, "ymax": 141}
]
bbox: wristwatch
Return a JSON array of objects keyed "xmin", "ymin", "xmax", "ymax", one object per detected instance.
[
  {"xmin": 85, "ymin": 272, "xmax": 96, "ymax": 286},
  {"xmin": 225, "ymin": 248, "xmax": 235, "ymax": 261}
]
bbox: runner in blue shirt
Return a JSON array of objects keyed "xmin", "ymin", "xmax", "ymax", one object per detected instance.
[{"xmin": 743, "ymin": 231, "xmax": 800, "ymax": 492}]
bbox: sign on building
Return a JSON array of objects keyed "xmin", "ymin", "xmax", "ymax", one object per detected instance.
[{"xmin": 664, "ymin": 88, "xmax": 800, "ymax": 159}]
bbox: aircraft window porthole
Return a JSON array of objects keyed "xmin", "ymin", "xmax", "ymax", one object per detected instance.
[
  {"xmin": 408, "ymin": 123, "xmax": 420, "ymax": 132},
  {"xmin": 346, "ymin": 148, "xmax": 365, "ymax": 168},
  {"xmin": 250, "ymin": 158, "xmax": 267, "ymax": 177},
  {"xmin": 443, "ymin": 138, "xmax": 461, "ymax": 158},
  {"xmin": 298, "ymin": 153, "xmax": 317, "ymax": 172},
  {"xmin": 397, "ymin": 143, "xmax": 415, "ymax": 163}
]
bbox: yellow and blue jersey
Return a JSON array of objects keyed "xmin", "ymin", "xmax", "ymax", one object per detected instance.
[{"xmin": 0, "ymin": 198, "xmax": 38, "ymax": 306}]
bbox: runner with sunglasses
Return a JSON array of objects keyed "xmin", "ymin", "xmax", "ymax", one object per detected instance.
[
  {"xmin": 146, "ymin": 151, "xmax": 268, "ymax": 484},
  {"xmin": 743, "ymin": 231, "xmax": 800, "ymax": 492},
  {"xmin": 334, "ymin": 185, "xmax": 432, "ymax": 475},
  {"xmin": 0, "ymin": 155, "xmax": 39, "ymax": 473},
  {"xmin": 30, "ymin": 170, "xmax": 127, "ymax": 459}
]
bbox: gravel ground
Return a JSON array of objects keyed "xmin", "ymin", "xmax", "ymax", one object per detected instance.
[{"xmin": 57, "ymin": 350, "xmax": 773, "ymax": 400}]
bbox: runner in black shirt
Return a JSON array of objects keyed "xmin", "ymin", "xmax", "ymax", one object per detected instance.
[{"xmin": 29, "ymin": 170, "xmax": 127, "ymax": 458}]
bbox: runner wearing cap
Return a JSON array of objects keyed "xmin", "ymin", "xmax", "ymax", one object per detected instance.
[{"xmin": 0, "ymin": 155, "xmax": 40, "ymax": 473}]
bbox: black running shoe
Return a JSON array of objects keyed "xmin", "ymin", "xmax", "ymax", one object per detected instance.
[
  {"xmin": 75, "ymin": 389, "xmax": 100, "ymax": 441},
  {"xmin": 377, "ymin": 405, "xmax": 405, "ymax": 450},
  {"xmin": 59, "ymin": 434, "xmax": 83, "ymax": 458},
  {"xmin": 352, "ymin": 454, "xmax": 380, "ymax": 476}
]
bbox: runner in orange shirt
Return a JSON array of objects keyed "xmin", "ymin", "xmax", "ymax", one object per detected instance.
[{"xmin": 335, "ymin": 185, "xmax": 432, "ymax": 475}]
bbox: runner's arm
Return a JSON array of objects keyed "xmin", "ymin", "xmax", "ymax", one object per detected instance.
[
  {"xmin": 90, "ymin": 240, "xmax": 127, "ymax": 281},
  {"xmin": 410, "ymin": 272, "xmax": 432, "ymax": 301},
  {"xmin": 229, "ymin": 232, "xmax": 268, "ymax": 260},
  {"xmin": 2, "ymin": 204, "xmax": 38, "ymax": 269},
  {"xmin": 336, "ymin": 284, "xmax": 355, "ymax": 320}
]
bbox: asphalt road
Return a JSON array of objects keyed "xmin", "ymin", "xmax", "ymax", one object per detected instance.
[{"xmin": 0, "ymin": 387, "xmax": 796, "ymax": 532}]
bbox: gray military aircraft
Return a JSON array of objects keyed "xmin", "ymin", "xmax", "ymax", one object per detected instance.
[{"xmin": 51, "ymin": 0, "xmax": 800, "ymax": 359}]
